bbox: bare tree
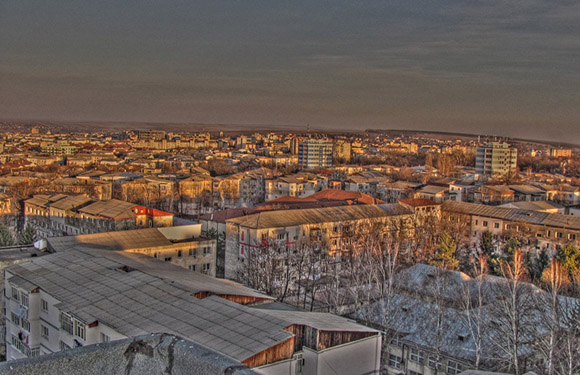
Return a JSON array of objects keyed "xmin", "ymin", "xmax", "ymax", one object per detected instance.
[
  {"xmin": 489, "ymin": 250, "xmax": 535, "ymax": 375},
  {"xmin": 461, "ymin": 255, "xmax": 488, "ymax": 370}
]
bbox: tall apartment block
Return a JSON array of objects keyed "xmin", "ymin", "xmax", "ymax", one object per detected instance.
[
  {"xmin": 298, "ymin": 139, "xmax": 333, "ymax": 169},
  {"xmin": 475, "ymin": 142, "xmax": 518, "ymax": 178}
]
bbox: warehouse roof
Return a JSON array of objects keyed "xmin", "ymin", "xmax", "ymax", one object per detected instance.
[
  {"xmin": 6, "ymin": 249, "xmax": 377, "ymax": 364},
  {"xmin": 6, "ymin": 250, "xmax": 289, "ymax": 362}
]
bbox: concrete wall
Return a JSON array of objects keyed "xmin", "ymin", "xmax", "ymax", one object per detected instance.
[
  {"xmin": 303, "ymin": 335, "xmax": 381, "ymax": 375},
  {"xmin": 255, "ymin": 357, "xmax": 298, "ymax": 375}
]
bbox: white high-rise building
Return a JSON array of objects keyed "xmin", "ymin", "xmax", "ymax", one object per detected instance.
[
  {"xmin": 475, "ymin": 142, "xmax": 518, "ymax": 177},
  {"xmin": 298, "ymin": 139, "xmax": 333, "ymax": 169}
]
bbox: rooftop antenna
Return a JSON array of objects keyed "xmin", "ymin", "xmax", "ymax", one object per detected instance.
[{"xmin": 307, "ymin": 123, "xmax": 311, "ymax": 138}]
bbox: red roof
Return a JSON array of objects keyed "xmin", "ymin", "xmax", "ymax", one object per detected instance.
[
  {"xmin": 308, "ymin": 189, "xmax": 384, "ymax": 204},
  {"xmin": 399, "ymin": 198, "xmax": 440, "ymax": 207},
  {"xmin": 267, "ymin": 196, "xmax": 317, "ymax": 203}
]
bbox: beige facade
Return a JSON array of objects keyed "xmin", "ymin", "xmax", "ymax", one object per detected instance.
[
  {"xmin": 475, "ymin": 142, "xmax": 518, "ymax": 178},
  {"xmin": 443, "ymin": 201, "xmax": 580, "ymax": 253},
  {"xmin": 225, "ymin": 204, "xmax": 413, "ymax": 279}
]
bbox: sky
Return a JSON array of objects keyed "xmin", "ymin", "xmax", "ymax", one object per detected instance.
[{"xmin": 1, "ymin": 1, "xmax": 579, "ymax": 143}]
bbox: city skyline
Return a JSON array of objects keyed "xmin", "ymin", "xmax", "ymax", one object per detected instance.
[{"xmin": 2, "ymin": 1, "xmax": 579, "ymax": 144}]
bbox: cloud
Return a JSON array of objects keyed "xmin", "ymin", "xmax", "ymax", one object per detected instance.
[{"xmin": 0, "ymin": 1, "xmax": 579, "ymax": 143}]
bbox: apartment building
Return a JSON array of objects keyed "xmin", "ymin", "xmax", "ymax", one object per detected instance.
[
  {"xmin": 475, "ymin": 142, "xmax": 517, "ymax": 178},
  {"xmin": 121, "ymin": 177, "xmax": 176, "ymax": 211},
  {"xmin": 4, "ymin": 249, "xmax": 381, "ymax": 375},
  {"xmin": 442, "ymin": 201, "xmax": 580, "ymax": 251},
  {"xmin": 265, "ymin": 173, "xmax": 327, "ymax": 201},
  {"xmin": 46, "ymin": 224, "xmax": 216, "ymax": 276},
  {"xmin": 213, "ymin": 172, "xmax": 266, "ymax": 209},
  {"xmin": 24, "ymin": 194, "xmax": 174, "ymax": 238},
  {"xmin": 40, "ymin": 143, "xmax": 78, "ymax": 156},
  {"xmin": 549, "ymin": 147, "xmax": 572, "ymax": 158},
  {"xmin": 178, "ymin": 174, "xmax": 214, "ymax": 216},
  {"xmin": 50, "ymin": 177, "xmax": 113, "ymax": 200},
  {"xmin": 333, "ymin": 139, "xmax": 352, "ymax": 162},
  {"xmin": 224, "ymin": 204, "xmax": 413, "ymax": 279},
  {"xmin": 298, "ymin": 139, "xmax": 333, "ymax": 169}
]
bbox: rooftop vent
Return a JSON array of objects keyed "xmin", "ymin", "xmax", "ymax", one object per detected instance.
[{"xmin": 118, "ymin": 265, "xmax": 134, "ymax": 273}]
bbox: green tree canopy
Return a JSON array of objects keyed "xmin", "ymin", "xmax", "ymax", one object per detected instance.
[
  {"xmin": 430, "ymin": 232, "xmax": 459, "ymax": 270},
  {"xmin": 18, "ymin": 224, "xmax": 37, "ymax": 246},
  {"xmin": 0, "ymin": 224, "xmax": 15, "ymax": 247}
]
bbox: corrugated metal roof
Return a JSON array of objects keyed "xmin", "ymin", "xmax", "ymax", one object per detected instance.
[
  {"xmin": 47, "ymin": 228, "xmax": 171, "ymax": 251},
  {"xmin": 443, "ymin": 201, "xmax": 580, "ymax": 230},
  {"xmin": 227, "ymin": 203, "xmax": 412, "ymax": 229},
  {"xmin": 5, "ymin": 250, "xmax": 289, "ymax": 362},
  {"xmin": 78, "ymin": 199, "xmax": 137, "ymax": 219}
]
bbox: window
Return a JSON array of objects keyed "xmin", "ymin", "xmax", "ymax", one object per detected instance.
[
  {"xmin": 60, "ymin": 313, "xmax": 74, "ymax": 335},
  {"xmin": 569, "ymin": 234, "xmax": 576, "ymax": 240},
  {"xmin": 409, "ymin": 371, "xmax": 422, "ymax": 375},
  {"xmin": 100, "ymin": 333, "xmax": 110, "ymax": 343},
  {"xmin": 11, "ymin": 312, "xmax": 20, "ymax": 326},
  {"xmin": 390, "ymin": 336, "xmax": 402, "ymax": 348},
  {"xmin": 388, "ymin": 354, "xmax": 402, "ymax": 369},
  {"xmin": 483, "ymin": 221, "xmax": 488, "ymax": 227},
  {"xmin": 556, "ymin": 232, "xmax": 563, "ymax": 239},
  {"xmin": 41, "ymin": 325, "xmax": 49, "ymax": 338},
  {"xmin": 41, "ymin": 299, "xmax": 49, "ymax": 312},
  {"xmin": 203, "ymin": 263, "xmax": 211, "ymax": 272},
  {"xmin": 20, "ymin": 293, "xmax": 29, "ymax": 307},
  {"xmin": 11, "ymin": 287, "xmax": 19, "ymax": 301},
  {"xmin": 189, "ymin": 265, "xmax": 196, "ymax": 271},
  {"xmin": 21, "ymin": 318, "xmax": 31, "ymax": 332},
  {"xmin": 177, "ymin": 250, "xmax": 182, "ymax": 258},
  {"xmin": 74, "ymin": 321, "xmax": 86, "ymax": 340},
  {"xmin": 447, "ymin": 360, "xmax": 463, "ymax": 375},
  {"xmin": 203, "ymin": 247, "xmax": 211, "ymax": 255},
  {"xmin": 494, "ymin": 222, "xmax": 500, "ymax": 229},
  {"xmin": 189, "ymin": 248, "xmax": 197, "ymax": 257},
  {"xmin": 153, "ymin": 252, "xmax": 158, "ymax": 259},
  {"xmin": 11, "ymin": 335, "xmax": 23, "ymax": 352},
  {"xmin": 428, "ymin": 356, "xmax": 443, "ymax": 370},
  {"xmin": 164, "ymin": 257, "xmax": 172, "ymax": 262},
  {"xmin": 410, "ymin": 348, "xmax": 424, "ymax": 364},
  {"xmin": 475, "ymin": 220, "xmax": 479, "ymax": 225}
]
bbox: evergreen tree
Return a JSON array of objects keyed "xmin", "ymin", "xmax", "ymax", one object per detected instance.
[
  {"xmin": 0, "ymin": 224, "xmax": 15, "ymax": 247},
  {"xmin": 556, "ymin": 243, "xmax": 580, "ymax": 283},
  {"xmin": 526, "ymin": 249, "xmax": 550, "ymax": 282},
  {"xmin": 18, "ymin": 224, "xmax": 37, "ymax": 245},
  {"xmin": 480, "ymin": 231, "xmax": 494, "ymax": 256},
  {"xmin": 430, "ymin": 232, "xmax": 459, "ymax": 270}
]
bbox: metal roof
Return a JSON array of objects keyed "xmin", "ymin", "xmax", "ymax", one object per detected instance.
[
  {"xmin": 47, "ymin": 228, "xmax": 172, "ymax": 251},
  {"xmin": 6, "ymin": 250, "xmax": 289, "ymax": 362},
  {"xmin": 6, "ymin": 249, "xmax": 377, "ymax": 363},
  {"xmin": 78, "ymin": 199, "xmax": 137, "ymax": 219},
  {"xmin": 443, "ymin": 201, "xmax": 580, "ymax": 230},
  {"xmin": 227, "ymin": 203, "xmax": 412, "ymax": 229}
]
